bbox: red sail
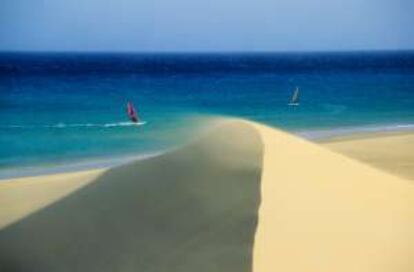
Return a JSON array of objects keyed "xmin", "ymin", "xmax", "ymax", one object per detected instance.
[{"xmin": 127, "ymin": 102, "xmax": 139, "ymax": 123}]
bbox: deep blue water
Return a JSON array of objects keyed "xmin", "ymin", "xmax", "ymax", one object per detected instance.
[{"xmin": 1, "ymin": 52, "xmax": 414, "ymax": 176}]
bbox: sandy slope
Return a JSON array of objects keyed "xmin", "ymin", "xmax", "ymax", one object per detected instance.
[
  {"xmin": 251, "ymin": 123, "xmax": 414, "ymax": 272},
  {"xmin": 322, "ymin": 133, "xmax": 414, "ymax": 180},
  {"xmin": 0, "ymin": 170, "xmax": 103, "ymax": 230},
  {"xmin": 0, "ymin": 119, "xmax": 413, "ymax": 272},
  {"xmin": 0, "ymin": 120, "xmax": 263, "ymax": 272}
]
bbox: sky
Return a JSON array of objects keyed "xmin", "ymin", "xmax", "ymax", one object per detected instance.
[{"xmin": 0, "ymin": 0, "xmax": 413, "ymax": 52}]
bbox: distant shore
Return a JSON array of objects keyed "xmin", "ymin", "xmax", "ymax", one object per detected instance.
[
  {"xmin": 296, "ymin": 123, "xmax": 414, "ymax": 141},
  {"xmin": 322, "ymin": 131, "xmax": 414, "ymax": 180}
]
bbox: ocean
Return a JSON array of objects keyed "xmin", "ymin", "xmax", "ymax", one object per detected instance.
[{"xmin": 1, "ymin": 52, "xmax": 414, "ymax": 177}]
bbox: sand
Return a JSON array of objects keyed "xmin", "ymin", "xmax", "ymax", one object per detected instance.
[
  {"xmin": 321, "ymin": 133, "xmax": 414, "ymax": 180},
  {"xmin": 250, "ymin": 123, "xmax": 414, "ymax": 272},
  {"xmin": 0, "ymin": 119, "xmax": 413, "ymax": 272},
  {"xmin": 0, "ymin": 170, "xmax": 103, "ymax": 230}
]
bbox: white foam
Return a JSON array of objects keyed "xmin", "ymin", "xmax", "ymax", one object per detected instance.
[
  {"xmin": 0, "ymin": 121, "xmax": 147, "ymax": 129},
  {"xmin": 103, "ymin": 121, "xmax": 146, "ymax": 127}
]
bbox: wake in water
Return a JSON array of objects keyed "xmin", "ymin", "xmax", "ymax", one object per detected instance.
[{"xmin": 0, "ymin": 121, "xmax": 147, "ymax": 129}]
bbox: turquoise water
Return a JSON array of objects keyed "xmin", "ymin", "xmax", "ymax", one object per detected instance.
[{"xmin": 1, "ymin": 52, "xmax": 413, "ymax": 177}]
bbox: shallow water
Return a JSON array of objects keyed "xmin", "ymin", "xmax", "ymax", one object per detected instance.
[{"xmin": 1, "ymin": 52, "xmax": 413, "ymax": 175}]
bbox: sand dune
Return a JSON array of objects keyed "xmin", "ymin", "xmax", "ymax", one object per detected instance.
[
  {"xmin": 322, "ymin": 133, "xmax": 414, "ymax": 180},
  {"xmin": 0, "ymin": 119, "xmax": 413, "ymax": 272},
  {"xmin": 251, "ymin": 123, "xmax": 414, "ymax": 272},
  {"xmin": 0, "ymin": 120, "xmax": 263, "ymax": 272}
]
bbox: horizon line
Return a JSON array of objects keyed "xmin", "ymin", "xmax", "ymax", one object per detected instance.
[{"xmin": 1, "ymin": 49, "xmax": 414, "ymax": 55}]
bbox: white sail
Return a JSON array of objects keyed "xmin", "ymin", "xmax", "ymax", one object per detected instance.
[{"xmin": 289, "ymin": 87, "xmax": 300, "ymax": 106}]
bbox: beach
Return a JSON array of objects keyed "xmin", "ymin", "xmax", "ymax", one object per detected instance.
[
  {"xmin": 2, "ymin": 0, "xmax": 413, "ymax": 270},
  {"xmin": 321, "ymin": 132, "xmax": 414, "ymax": 180},
  {"xmin": 0, "ymin": 119, "xmax": 413, "ymax": 272}
]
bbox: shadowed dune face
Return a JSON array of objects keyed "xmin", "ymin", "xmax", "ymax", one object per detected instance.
[
  {"xmin": 0, "ymin": 121, "xmax": 263, "ymax": 272},
  {"xmin": 2, "ymin": 119, "xmax": 413, "ymax": 272}
]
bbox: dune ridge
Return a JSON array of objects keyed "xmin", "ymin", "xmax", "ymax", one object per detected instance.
[
  {"xmin": 250, "ymin": 122, "xmax": 414, "ymax": 272},
  {"xmin": 0, "ymin": 120, "xmax": 263, "ymax": 272},
  {"xmin": 0, "ymin": 118, "xmax": 413, "ymax": 272}
]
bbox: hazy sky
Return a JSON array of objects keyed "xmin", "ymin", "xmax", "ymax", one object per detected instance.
[{"xmin": 1, "ymin": 0, "xmax": 413, "ymax": 52}]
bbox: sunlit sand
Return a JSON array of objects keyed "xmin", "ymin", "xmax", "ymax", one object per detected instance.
[
  {"xmin": 0, "ymin": 119, "xmax": 412, "ymax": 272},
  {"xmin": 322, "ymin": 133, "xmax": 414, "ymax": 180}
]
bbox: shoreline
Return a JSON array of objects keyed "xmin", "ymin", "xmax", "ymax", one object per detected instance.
[
  {"xmin": 1, "ymin": 118, "xmax": 413, "ymax": 271},
  {"xmin": 1, "ymin": 123, "xmax": 414, "ymax": 181},
  {"xmin": 316, "ymin": 130, "xmax": 414, "ymax": 143},
  {"xmin": 322, "ymin": 132, "xmax": 414, "ymax": 180},
  {"xmin": 0, "ymin": 151, "xmax": 163, "ymax": 180},
  {"xmin": 295, "ymin": 122, "xmax": 414, "ymax": 141}
]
